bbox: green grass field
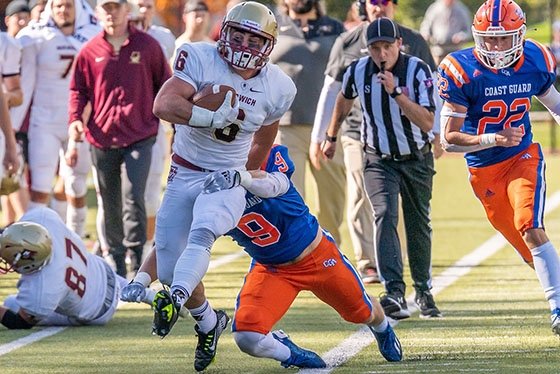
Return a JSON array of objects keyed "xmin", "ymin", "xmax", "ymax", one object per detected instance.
[{"xmin": 2, "ymin": 128, "xmax": 560, "ymax": 372}]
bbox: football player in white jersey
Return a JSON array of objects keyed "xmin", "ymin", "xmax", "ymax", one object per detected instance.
[
  {"xmin": 0, "ymin": 207, "xmax": 155, "ymax": 329},
  {"xmin": 0, "ymin": 31, "xmax": 28, "ymax": 227},
  {"xmin": 10, "ymin": 0, "xmax": 100, "ymax": 237},
  {"xmin": 149, "ymin": 1, "xmax": 296, "ymax": 371}
]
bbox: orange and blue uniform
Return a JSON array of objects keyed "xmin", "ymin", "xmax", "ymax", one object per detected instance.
[
  {"xmin": 438, "ymin": 40, "xmax": 556, "ymax": 263},
  {"xmin": 229, "ymin": 145, "xmax": 373, "ymax": 334}
]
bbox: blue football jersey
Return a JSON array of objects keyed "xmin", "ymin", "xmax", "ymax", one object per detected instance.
[
  {"xmin": 438, "ymin": 40, "xmax": 556, "ymax": 167},
  {"xmin": 227, "ymin": 145, "xmax": 320, "ymax": 265}
]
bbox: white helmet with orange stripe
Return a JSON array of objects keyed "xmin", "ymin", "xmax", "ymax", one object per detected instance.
[{"xmin": 472, "ymin": 0, "xmax": 526, "ymax": 69}]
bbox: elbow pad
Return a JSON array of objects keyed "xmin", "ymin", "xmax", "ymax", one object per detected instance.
[
  {"xmin": 245, "ymin": 172, "xmax": 290, "ymax": 198},
  {"xmin": 1, "ymin": 310, "xmax": 34, "ymax": 329}
]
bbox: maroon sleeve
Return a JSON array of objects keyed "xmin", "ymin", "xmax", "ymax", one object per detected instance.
[{"xmin": 68, "ymin": 50, "xmax": 90, "ymax": 124}]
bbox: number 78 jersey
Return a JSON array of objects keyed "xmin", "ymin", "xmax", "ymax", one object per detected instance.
[{"xmin": 437, "ymin": 40, "xmax": 556, "ymax": 167}]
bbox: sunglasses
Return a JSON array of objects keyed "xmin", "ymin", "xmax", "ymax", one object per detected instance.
[{"xmin": 369, "ymin": 0, "xmax": 395, "ymax": 5}]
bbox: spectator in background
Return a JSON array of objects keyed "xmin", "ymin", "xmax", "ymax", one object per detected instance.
[
  {"xmin": 343, "ymin": 1, "xmax": 361, "ymax": 31},
  {"xmin": 0, "ymin": 84, "xmax": 20, "ymax": 197},
  {"xmin": 420, "ymin": 0, "xmax": 472, "ymax": 65},
  {"xmin": 29, "ymin": 0, "xmax": 48, "ymax": 23},
  {"xmin": 269, "ymin": 0, "xmax": 346, "ymax": 243},
  {"xmin": 175, "ymin": 0, "xmax": 212, "ymax": 48},
  {"xmin": 323, "ymin": 17, "xmax": 441, "ymax": 321},
  {"xmin": 550, "ymin": 20, "xmax": 560, "ymax": 79},
  {"xmin": 66, "ymin": 0, "xmax": 171, "ymax": 277},
  {"xmin": 4, "ymin": 0, "xmax": 30, "ymax": 37},
  {"xmin": 0, "ymin": 30, "xmax": 26, "ymax": 226},
  {"xmin": 10, "ymin": 0, "xmax": 100, "ymax": 237},
  {"xmin": 311, "ymin": 0, "xmax": 440, "ymax": 285}
]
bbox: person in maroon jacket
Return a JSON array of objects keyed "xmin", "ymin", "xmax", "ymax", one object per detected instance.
[{"xmin": 66, "ymin": 0, "xmax": 171, "ymax": 277}]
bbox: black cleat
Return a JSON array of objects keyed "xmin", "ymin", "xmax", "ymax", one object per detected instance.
[
  {"xmin": 152, "ymin": 289, "xmax": 179, "ymax": 338},
  {"xmin": 194, "ymin": 310, "xmax": 230, "ymax": 371}
]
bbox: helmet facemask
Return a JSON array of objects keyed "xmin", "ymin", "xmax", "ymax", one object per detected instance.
[
  {"xmin": 217, "ymin": 2, "xmax": 278, "ymax": 71},
  {"xmin": 473, "ymin": 24, "xmax": 526, "ymax": 69},
  {"xmin": 218, "ymin": 24, "xmax": 275, "ymax": 70}
]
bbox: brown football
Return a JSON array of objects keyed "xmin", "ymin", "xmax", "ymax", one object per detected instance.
[
  {"xmin": 190, "ymin": 84, "xmax": 245, "ymax": 121},
  {"xmin": 191, "ymin": 84, "xmax": 237, "ymax": 111}
]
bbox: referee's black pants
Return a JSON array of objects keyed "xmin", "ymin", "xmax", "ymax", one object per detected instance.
[{"xmin": 363, "ymin": 151, "xmax": 435, "ymax": 297}]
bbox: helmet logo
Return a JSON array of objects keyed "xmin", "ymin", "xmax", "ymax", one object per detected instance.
[{"xmin": 240, "ymin": 19, "xmax": 261, "ymax": 31}]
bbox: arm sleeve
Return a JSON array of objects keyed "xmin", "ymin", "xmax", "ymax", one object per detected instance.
[
  {"xmin": 311, "ymin": 75, "xmax": 342, "ymax": 143},
  {"xmin": 536, "ymin": 85, "xmax": 560, "ymax": 125},
  {"xmin": 244, "ymin": 172, "xmax": 290, "ymax": 198}
]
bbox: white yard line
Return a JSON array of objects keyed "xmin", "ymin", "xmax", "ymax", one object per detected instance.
[
  {"xmin": 299, "ymin": 191, "xmax": 560, "ymax": 374},
  {"xmin": 2, "ymin": 192, "xmax": 560, "ymax": 360}
]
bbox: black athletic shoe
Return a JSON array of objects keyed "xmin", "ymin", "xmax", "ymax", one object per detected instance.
[
  {"xmin": 379, "ymin": 291, "xmax": 411, "ymax": 320},
  {"xmin": 415, "ymin": 290, "xmax": 442, "ymax": 318},
  {"xmin": 152, "ymin": 289, "xmax": 179, "ymax": 338},
  {"xmin": 194, "ymin": 310, "xmax": 230, "ymax": 371}
]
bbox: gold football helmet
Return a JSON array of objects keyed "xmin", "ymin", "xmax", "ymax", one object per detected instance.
[
  {"xmin": 0, "ymin": 174, "xmax": 20, "ymax": 196},
  {"xmin": 0, "ymin": 222, "xmax": 53, "ymax": 275},
  {"xmin": 218, "ymin": 1, "xmax": 278, "ymax": 70}
]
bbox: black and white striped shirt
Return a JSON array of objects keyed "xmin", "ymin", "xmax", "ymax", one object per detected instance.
[{"xmin": 341, "ymin": 53, "xmax": 435, "ymax": 158}]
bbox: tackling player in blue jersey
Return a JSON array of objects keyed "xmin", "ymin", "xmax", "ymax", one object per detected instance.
[
  {"xmin": 121, "ymin": 144, "xmax": 403, "ymax": 368},
  {"xmin": 437, "ymin": 0, "xmax": 560, "ymax": 336}
]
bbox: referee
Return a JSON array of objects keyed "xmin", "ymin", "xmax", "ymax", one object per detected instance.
[{"xmin": 322, "ymin": 17, "xmax": 441, "ymax": 320}]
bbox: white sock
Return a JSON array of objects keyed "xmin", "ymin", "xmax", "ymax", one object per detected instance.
[
  {"xmin": 67, "ymin": 205, "xmax": 87, "ymax": 237},
  {"xmin": 233, "ymin": 331, "xmax": 291, "ymax": 361},
  {"xmin": 49, "ymin": 198, "xmax": 67, "ymax": 222},
  {"xmin": 531, "ymin": 241, "xmax": 560, "ymax": 310},
  {"xmin": 188, "ymin": 300, "xmax": 217, "ymax": 333},
  {"xmin": 369, "ymin": 317, "xmax": 389, "ymax": 333}
]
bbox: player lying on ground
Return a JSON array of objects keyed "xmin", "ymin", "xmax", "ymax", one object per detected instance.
[{"xmin": 0, "ymin": 207, "xmax": 154, "ymax": 329}]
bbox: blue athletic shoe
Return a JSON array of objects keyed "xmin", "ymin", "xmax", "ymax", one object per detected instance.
[
  {"xmin": 552, "ymin": 308, "xmax": 560, "ymax": 336},
  {"xmin": 272, "ymin": 330, "xmax": 326, "ymax": 369},
  {"xmin": 371, "ymin": 324, "xmax": 403, "ymax": 362}
]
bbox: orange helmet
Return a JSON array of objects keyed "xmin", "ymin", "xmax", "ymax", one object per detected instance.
[{"xmin": 472, "ymin": 0, "xmax": 526, "ymax": 69}]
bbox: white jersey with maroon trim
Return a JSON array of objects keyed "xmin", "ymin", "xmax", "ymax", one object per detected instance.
[
  {"xmin": 14, "ymin": 207, "xmax": 113, "ymax": 324},
  {"xmin": 171, "ymin": 42, "xmax": 296, "ymax": 170}
]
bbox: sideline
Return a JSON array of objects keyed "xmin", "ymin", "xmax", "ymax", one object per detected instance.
[{"xmin": 299, "ymin": 191, "xmax": 560, "ymax": 373}]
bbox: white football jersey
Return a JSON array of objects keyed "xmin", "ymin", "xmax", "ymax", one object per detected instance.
[
  {"xmin": 172, "ymin": 42, "xmax": 297, "ymax": 170},
  {"xmin": 0, "ymin": 32, "xmax": 21, "ymax": 78},
  {"xmin": 14, "ymin": 207, "xmax": 114, "ymax": 324},
  {"xmin": 9, "ymin": 17, "xmax": 100, "ymax": 132}
]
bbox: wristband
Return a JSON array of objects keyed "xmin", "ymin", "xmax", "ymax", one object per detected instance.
[
  {"xmin": 325, "ymin": 134, "xmax": 337, "ymax": 142},
  {"xmin": 68, "ymin": 139, "xmax": 80, "ymax": 150},
  {"xmin": 133, "ymin": 271, "xmax": 152, "ymax": 287},
  {"xmin": 238, "ymin": 170, "xmax": 253, "ymax": 188},
  {"xmin": 189, "ymin": 106, "xmax": 214, "ymax": 128},
  {"xmin": 478, "ymin": 133, "xmax": 496, "ymax": 146}
]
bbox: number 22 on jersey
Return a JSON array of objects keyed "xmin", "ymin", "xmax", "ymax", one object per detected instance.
[{"xmin": 477, "ymin": 98, "xmax": 530, "ymax": 135}]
